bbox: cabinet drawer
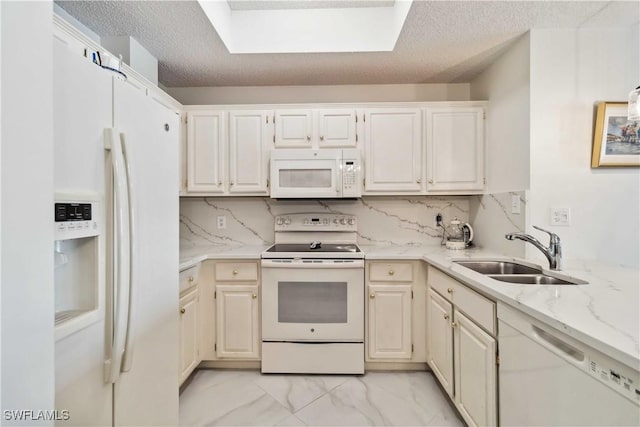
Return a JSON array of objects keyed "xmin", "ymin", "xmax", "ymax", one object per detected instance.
[
  {"xmin": 215, "ymin": 262, "xmax": 258, "ymax": 281},
  {"xmin": 369, "ymin": 262, "xmax": 413, "ymax": 282},
  {"xmin": 179, "ymin": 264, "xmax": 200, "ymax": 294},
  {"xmin": 428, "ymin": 266, "xmax": 496, "ymax": 335}
]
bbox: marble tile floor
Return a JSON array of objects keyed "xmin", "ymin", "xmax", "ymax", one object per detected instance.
[{"xmin": 179, "ymin": 369, "xmax": 464, "ymax": 427}]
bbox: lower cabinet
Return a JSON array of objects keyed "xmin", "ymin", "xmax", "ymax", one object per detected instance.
[
  {"xmin": 179, "ymin": 289, "xmax": 199, "ymax": 384},
  {"xmin": 366, "ymin": 261, "xmax": 427, "ymax": 363},
  {"xmin": 427, "ymin": 266, "xmax": 497, "ymax": 427},
  {"xmin": 215, "ymin": 284, "xmax": 260, "ymax": 359}
]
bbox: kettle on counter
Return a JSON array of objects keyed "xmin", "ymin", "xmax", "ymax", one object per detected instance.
[{"xmin": 444, "ymin": 218, "xmax": 474, "ymax": 250}]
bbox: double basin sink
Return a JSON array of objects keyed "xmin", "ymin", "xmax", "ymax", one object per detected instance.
[{"xmin": 454, "ymin": 260, "xmax": 587, "ymax": 285}]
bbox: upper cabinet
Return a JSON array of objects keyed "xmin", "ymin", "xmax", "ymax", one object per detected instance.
[
  {"xmin": 274, "ymin": 109, "xmax": 312, "ymax": 148},
  {"xmin": 229, "ymin": 110, "xmax": 272, "ymax": 194},
  {"xmin": 274, "ymin": 109, "xmax": 358, "ymax": 148},
  {"xmin": 186, "ymin": 111, "xmax": 226, "ymax": 193},
  {"xmin": 181, "ymin": 103, "xmax": 487, "ymax": 197},
  {"xmin": 185, "ymin": 109, "xmax": 272, "ymax": 196},
  {"xmin": 363, "ymin": 108, "xmax": 422, "ymax": 193},
  {"xmin": 425, "ymin": 107, "xmax": 485, "ymax": 192}
]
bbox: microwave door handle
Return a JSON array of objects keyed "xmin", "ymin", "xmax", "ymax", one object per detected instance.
[{"xmin": 336, "ymin": 159, "xmax": 342, "ymax": 196}]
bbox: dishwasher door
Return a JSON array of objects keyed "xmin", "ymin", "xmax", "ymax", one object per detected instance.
[{"xmin": 498, "ymin": 305, "xmax": 639, "ymax": 427}]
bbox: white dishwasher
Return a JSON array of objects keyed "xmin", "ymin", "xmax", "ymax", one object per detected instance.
[{"xmin": 498, "ymin": 304, "xmax": 639, "ymax": 426}]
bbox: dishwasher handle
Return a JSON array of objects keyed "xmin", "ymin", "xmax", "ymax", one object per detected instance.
[{"xmin": 531, "ymin": 324, "xmax": 586, "ymax": 366}]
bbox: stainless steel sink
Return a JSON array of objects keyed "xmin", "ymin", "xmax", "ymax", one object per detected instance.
[
  {"xmin": 453, "ymin": 260, "xmax": 587, "ymax": 285},
  {"xmin": 454, "ymin": 260, "xmax": 542, "ymax": 275},
  {"xmin": 488, "ymin": 274, "xmax": 584, "ymax": 285}
]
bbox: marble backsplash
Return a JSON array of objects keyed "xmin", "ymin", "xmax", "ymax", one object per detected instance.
[
  {"xmin": 468, "ymin": 191, "xmax": 527, "ymax": 257},
  {"xmin": 180, "ymin": 196, "xmax": 471, "ymax": 248}
]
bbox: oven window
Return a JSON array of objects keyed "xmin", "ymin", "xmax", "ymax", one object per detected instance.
[
  {"xmin": 279, "ymin": 169, "xmax": 332, "ymax": 188},
  {"xmin": 278, "ymin": 281, "xmax": 347, "ymax": 323}
]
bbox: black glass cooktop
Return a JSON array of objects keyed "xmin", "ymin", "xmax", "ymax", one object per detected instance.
[{"xmin": 265, "ymin": 243, "xmax": 361, "ymax": 253}]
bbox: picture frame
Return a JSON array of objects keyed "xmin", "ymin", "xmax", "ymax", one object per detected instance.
[{"xmin": 591, "ymin": 102, "xmax": 640, "ymax": 167}]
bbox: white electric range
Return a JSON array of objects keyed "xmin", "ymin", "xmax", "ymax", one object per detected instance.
[{"xmin": 261, "ymin": 213, "xmax": 364, "ymax": 374}]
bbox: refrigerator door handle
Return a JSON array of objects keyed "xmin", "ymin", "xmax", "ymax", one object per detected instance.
[
  {"xmin": 120, "ymin": 131, "xmax": 138, "ymax": 373},
  {"xmin": 104, "ymin": 128, "xmax": 131, "ymax": 384}
]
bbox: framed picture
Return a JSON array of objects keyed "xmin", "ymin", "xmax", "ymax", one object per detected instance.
[{"xmin": 591, "ymin": 102, "xmax": 640, "ymax": 167}]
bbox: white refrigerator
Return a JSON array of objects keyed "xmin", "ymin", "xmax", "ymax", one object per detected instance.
[{"xmin": 53, "ymin": 32, "xmax": 180, "ymax": 426}]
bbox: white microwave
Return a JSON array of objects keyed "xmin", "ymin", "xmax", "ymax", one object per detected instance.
[{"xmin": 270, "ymin": 149, "xmax": 361, "ymax": 199}]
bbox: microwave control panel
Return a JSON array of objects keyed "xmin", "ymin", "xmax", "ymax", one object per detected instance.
[{"xmin": 341, "ymin": 149, "xmax": 361, "ymax": 198}]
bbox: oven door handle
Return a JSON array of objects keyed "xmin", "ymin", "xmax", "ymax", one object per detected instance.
[{"xmin": 261, "ymin": 259, "xmax": 364, "ymax": 269}]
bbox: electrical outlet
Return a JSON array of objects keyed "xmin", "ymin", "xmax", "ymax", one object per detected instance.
[
  {"xmin": 217, "ymin": 215, "xmax": 227, "ymax": 229},
  {"xmin": 511, "ymin": 194, "xmax": 521, "ymax": 214},
  {"xmin": 550, "ymin": 208, "xmax": 571, "ymax": 226},
  {"xmin": 435, "ymin": 213, "xmax": 443, "ymax": 227}
]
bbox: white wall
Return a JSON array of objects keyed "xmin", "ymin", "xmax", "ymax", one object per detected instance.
[
  {"xmin": 528, "ymin": 26, "xmax": 640, "ymax": 267},
  {"xmin": 1, "ymin": 1, "xmax": 55, "ymax": 423},
  {"xmin": 471, "ymin": 34, "xmax": 530, "ymax": 194},
  {"xmin": 166, "ymin": 83, "xmax": 470, "ymax": 105}
]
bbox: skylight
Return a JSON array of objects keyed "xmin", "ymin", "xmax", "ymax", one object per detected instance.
[{"xmin": 197, "ymin": 0, "xmax": 412, "ymax": 54}]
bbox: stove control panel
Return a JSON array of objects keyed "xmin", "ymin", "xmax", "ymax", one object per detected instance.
[{"xmin": 274, "ymin": 213, "xmax": 357, "ymax": 232}]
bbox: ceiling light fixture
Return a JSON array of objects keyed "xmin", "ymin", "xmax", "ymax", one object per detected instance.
[{"xmin": 629, "ymin": 85, "xmax": 640, "ymax": 121}]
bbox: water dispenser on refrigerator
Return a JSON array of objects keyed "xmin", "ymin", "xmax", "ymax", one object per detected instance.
[{"xmin": 54, "ymin": 193, "xmax": 104, "ymax": 340}]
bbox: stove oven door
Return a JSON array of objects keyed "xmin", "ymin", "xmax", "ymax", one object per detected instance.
[{"xmin": 261, "ymin": 259, "xmax": 364, "ymax": 342}]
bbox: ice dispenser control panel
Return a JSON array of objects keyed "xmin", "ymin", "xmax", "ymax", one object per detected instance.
[{"xmin": 54, "ymin": 201, "xmax": 99, "ymax": 239}]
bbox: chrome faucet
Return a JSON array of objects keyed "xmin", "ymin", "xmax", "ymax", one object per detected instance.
[{"xmin": 505, "ymin": 226, "xmax": 562, "ymax": 270}]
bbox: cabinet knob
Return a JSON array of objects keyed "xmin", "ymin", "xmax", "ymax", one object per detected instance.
[
  {"xmin": 232, "ymin": 269, "xmax": 238, "ymax": 275},
  {"xmin": 447, "ymin": 288, "xmax": 453, "ymax": 294},
  {"xmin": 428, "ymin": 179, "xmax": 434, "ymax": 184},
  {"xmin": 451, "ymin": 322, "xmax": 458, "ymax": 328},
  {"xmin": 370, "ymin": 293, "xmax": 375, "ymax": 299},
  {"xmin": 188, "ymin": 276, "xmax": 194, "ymax": 282},
  {"xmin": 252, "ymin": 293, "xmax": 257, "ymax": 299},
  {"xmin": 230, "ymin": 181, "xmax": 234, "ymax": 186},
  {"xmin": 388, "ymin": 269, "xmax": 395, "ymax": 276},
  {"xmin": 307, "ymin": 135, "xmax": 311, "ymax": 141},
  {"xmin": 218, "ymin": 181, "xmax": 222, "ymax": 186},
  {"xmin": 180, "ymin": 308, "xmax": 186, "ymax": 314},
  {"xmin": 417, "ymin": 179, "xmax": 421, "ymax": 184},
  {"xmin": 443, "ymin": 314, "xmax": 449, "ymax": 320},
  {"xmin": 320, "ymin": 135, "xmax": 324, "ymax": 141}
]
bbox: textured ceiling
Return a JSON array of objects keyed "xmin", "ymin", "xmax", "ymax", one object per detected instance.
[
  {"xmin": 55, "ymin": 1, "xmax": 640, "ymax": 88},
  {"xmin": 226, "ymin": 1, "xmax": 395, "ymax": 10}
]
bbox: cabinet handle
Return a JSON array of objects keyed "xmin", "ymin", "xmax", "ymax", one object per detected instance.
[
  {"xmin": 218, "ymin": 181, "xmax": 222, "ymax": 186},
  {"xmin": 188, "ymin": 276, "xmax": 194, "ymax": 282},
  {"xmin": 443, "ymin": 314, "xmax": 449, "ymax": 320},
  {"xmin": 451, "ymin": 322, "xmax": 458, "ymax": 328},
  {"xmin": 252, "ymin": 293, "xmax": 257, "ymax": 299},
  {"xmin": 230, "ymin": 181, "xmax": 234, "ymax": 186},
  {"xmin": 447, "ymin": 288, "xmax": 453, "ymax": 294},
  {"xmin": 307, "ymin": 135, "xmax": 311, "ymax": 141},
  {"xmin": 428, "ymin": 179, "xmax": 434, "ymax": 184},
  {"xmin": 320, "ymin": 135, "xmax": 324, "ymax": 141},
  {"xmin": 370, "ymin": 293, "xmax": 375, "ymax": 299},
  {"xmin": 417, "ymin": 179, "xmax": 421, "ymax": 184},
  {"xmin": 388, "ymin": 269, "xmax": 395, "ymax": 276},
  {"xmin": 180, "ymin": 308, "xmax": 186, "ymax": 314},
  {"xmin": 232, "ymin": 269, "xmax": 238, "ymax": 276}
]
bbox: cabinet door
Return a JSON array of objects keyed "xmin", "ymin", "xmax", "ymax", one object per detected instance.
[
  {"xmin": 186, "ymin": 111, "xmax": 226, "ymax": 193},
  {"xmin": 367, "ymin": 284, "xmax": 412, "ymax": 359},
  {"xmin": 274, "ymin": 110, "xmax": 312, "ymax": 147},
  {"xmin": 363, "ymin": 109, "xmax": 422, "ymax": 192},
  {"xmin": 216, "ymin": 285, "xmax": 260, "ymax": 359},
  {"xmin": 427, "ymin": 289, "xmax": 454, "ymax": 397},
  {"xmin": 425, "ymin": 107, "xmax": 484, "ymax": 191},
  {"xmin": 318, "ymin": 109, "xmax": 357, "ymax": 147},
  {"xmin": 454, "ymin": 310, "xmax": 497, "ymax": 427},
  {"xmin": 229, "ymin": 110, "xmax": 272, "ymax": 194},
  {"xmin": 179, "ymin": 291, "xmax": 199, "ymax": 383}
]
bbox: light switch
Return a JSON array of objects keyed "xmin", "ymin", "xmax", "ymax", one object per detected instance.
[
  {"xmin": 511, "ymin": 194, "xmax": 521, "ymax": 214},
  {"xmin": 217, "ymin": 215, "xmax": 227, "ymax": 229},
  {"xmin": 550, "ymin": 207, "xmax": 571, "ymax": 226}
]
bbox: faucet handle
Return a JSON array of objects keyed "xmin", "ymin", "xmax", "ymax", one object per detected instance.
[{"xmin": 533, "ymin": 225, "xmax": 560, "ymax": 242}]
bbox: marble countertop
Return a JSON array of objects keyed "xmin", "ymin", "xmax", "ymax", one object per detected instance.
[{"xmin": 180, "ymin": 243, "xmax": 640, "ymax": 370}]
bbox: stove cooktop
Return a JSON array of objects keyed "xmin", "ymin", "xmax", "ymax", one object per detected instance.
[{"xmin": 264, "ymin": 243, "xmax": 361, "ymax": 253}]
